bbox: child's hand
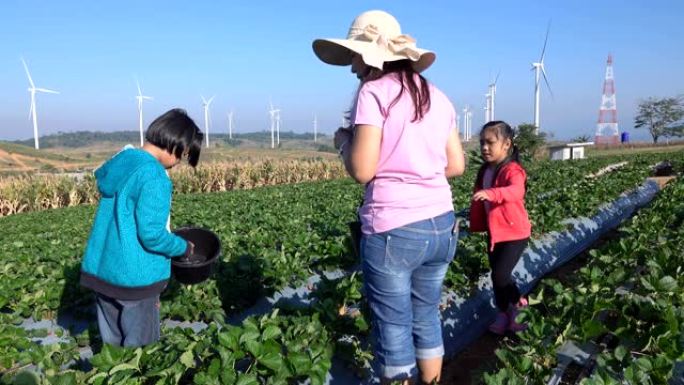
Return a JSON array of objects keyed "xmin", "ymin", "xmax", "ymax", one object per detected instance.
[
  {"xmin": 180, "ymin": 241, "xmax": 195, "ymax": 260},
  {"xmin": 472, "ymin": 191, "xmax": 491, "ymax": 202}
]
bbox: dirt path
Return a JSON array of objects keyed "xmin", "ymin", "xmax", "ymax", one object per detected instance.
[
  {"xmin": 440, "ymin": 229, "xmax": 621, "ymax": 384},
  {"xmin": 0, "ymin": 148, "xmax": 92, "ymax": 173},
  {"xmin": 0, "ymin": 148, "xmax": 31, "ymax": 171}
]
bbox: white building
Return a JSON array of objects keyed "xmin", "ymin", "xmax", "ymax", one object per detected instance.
[{"xmin": 548, "ymin": 142, "xmax": 594, "ymax": 161}]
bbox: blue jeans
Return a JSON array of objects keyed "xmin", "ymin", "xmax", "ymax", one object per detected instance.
[
  {"xmin": 95, "ymin": 293, "xmax": 161, "ymax": 347},
  {"xmin": 361, "ymin": 211, "xmax": 457, "ymax": 381}
]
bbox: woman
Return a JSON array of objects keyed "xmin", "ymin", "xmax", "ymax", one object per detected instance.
[{"xmin": 313, "ymin": 10, "xmax": 465, "ymax": 384}]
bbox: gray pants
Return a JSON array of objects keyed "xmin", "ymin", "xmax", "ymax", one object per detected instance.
[{"xmin": 95, "ymin": 293, "xmax": 160, "ymax": 347}]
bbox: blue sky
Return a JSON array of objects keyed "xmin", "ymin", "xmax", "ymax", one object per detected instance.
[{"xmin": 1, "ymin": 0, "xmax": 682, "ymax": 142}]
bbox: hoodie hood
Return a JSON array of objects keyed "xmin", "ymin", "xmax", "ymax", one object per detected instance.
[{"xmin": 95, "ymin": 146, "xmax": 159, "ymax": 197}]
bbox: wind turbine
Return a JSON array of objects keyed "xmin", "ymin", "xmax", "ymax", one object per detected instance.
[
  {"xmin": 488, "ymin": 72, "xmax": 499, "ymax": 122},
  {"xmin": 201, "ymin": 95, "xmax": 214, "ymax": 148},
  {"xmin": 135, "ymin": 79, "xmax": 153, "ymax": 147},
  {"xmin": 531, "ymin": 23, "xmax": 553, "ymax": 134},
  {"xmin": 21, "ymin": 57, "xmax": 59, "ymax": 150},
  {"xmin": 268, "ymin": 101, "xmax": 280, "ymax": 149},
  {"xmin": 462, "ymin": 106, "xmax": 471, "ymax": 141},
  {"xmin": 455, "ymin": 112, "xmax": 461, "ymax": 139},
  {"xmin": 227, "ymin": 110, "xmax": 234, "ymax": 140},
  {"xmin": 313, "ymin": 113, "xmax": 318, "ymax": 143}
]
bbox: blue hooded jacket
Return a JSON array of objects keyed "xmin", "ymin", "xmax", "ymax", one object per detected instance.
[{"xmin": 80, "ymin": 147, "xmax": 189, "ymax": 300}]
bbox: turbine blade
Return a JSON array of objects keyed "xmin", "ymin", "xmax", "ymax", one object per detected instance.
[
  {"xmin": 36, "ymin": 88, "xmax": 59, "ymax": 94},
  {"xmin": 207, "ymin": 95, "xmax": 215, "ymax": 105},
  {"xmin": 201, "ymin": 95, "xmax": 207, "ymax": 104},
  {"xmin": 21, "ymin": 57, "xmax": 35, "ymax": 88},
  {"xmin": 28, "ymin": 101, "xmax": 34, "ymax": 120},
  {"xmin": 136, "ymin": 78, "xmax": 142, "ymax": 96},
  {"xmin": 541, "ymin": 66, "xmax": 554, "ymax": 100},
  {"xmin": 494, "ymin": 70, "xmax": 500, "ymax": 85},
  {"xmin": 539, "ymin": 21, "xmax": 551, "ymax": 63}
]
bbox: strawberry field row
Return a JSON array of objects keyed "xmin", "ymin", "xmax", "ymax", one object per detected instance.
[
  {"xmin": 482, "ymin": 166, "xmax": 683, "ymax": 384},
  {"xmin": 0, "ymin": 152, "xmax": 681, "ymax": 384},
  {"xmin": 0, "ymin": 154, "xmax": 649, "ymax": 322}
]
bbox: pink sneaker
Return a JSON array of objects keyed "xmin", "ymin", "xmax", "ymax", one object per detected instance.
[
  {"xmin": 489, "ymin": 312, "xmax": 509, "ymax": 335},
  {"xmin": 507, "ymin": 302, "xmax": 528, "ymax": 333}
]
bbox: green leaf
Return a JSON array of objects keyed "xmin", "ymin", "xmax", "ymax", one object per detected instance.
[
  {"xmin": 11, "ymin": 371, "xmax": 41, "ymax": 385},
  {"xmin": 261, "ymin": 325, "xmax": 282, "ymax": 341},
  {"xmin": 244, "ymin": 339, "xmax": 261, "ymax": 358},
  {"xmin": 48, "ymin": 372, "xmax": 77, "ymax": 385},
  {"xmin": 614, "ymin": 345, "xmax": 627, "ymax": 361},
  {"xmin": 86, "ymin": 372, "xmax": 107, "ymax": 385},
  {"xmin": 658, "ymin": 276, "xmax": 677, "ymax": 292},
  {"xmin": 108, "ymin": 362, "xmax": 138, "ymax": 375},
  {"xmin": 235, "ymin": 374, "xmax": 258, "ymax": 385},
  {"xmin": 207, "ymin": 358, "xmax": 221, "ymax": 377},
  {"xmin": 219, "ymin": 368, "xmax": 237, "ymax": 384},
  {"xmin": 581, "ymin": 319, "xmax": 607, "ymax": 339},
  {"xmin": 239, "ymin": 330, "xmax": 261, "ymax": 344},
  {"xmin": 259, "ymin": 352, "xmax": 284, "ymax": 372},
  {"xmin": 180, "ymin": 349, "xmax": 195, "ymax": 368},
  {"xmin": 635, "ymin": 357, "xmax": 653, "ymax": 372},
  {"xmin": 288, "ymin": 352, "xmax": 311, "ymax": 375}
]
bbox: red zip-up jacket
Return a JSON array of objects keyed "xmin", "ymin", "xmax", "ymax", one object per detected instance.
[{"xmin": 469, "ymin": 161, "xmax": 532, "ymax": 251}]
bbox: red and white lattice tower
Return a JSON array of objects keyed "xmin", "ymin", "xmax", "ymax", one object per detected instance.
[{"xmin": 595, "ymin": 54, "xmax": 619, "ymax": 145}]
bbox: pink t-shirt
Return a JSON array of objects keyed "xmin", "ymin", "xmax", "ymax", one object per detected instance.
[{"xmin": 353, "ymin": 73, "xmax": 456, "ymax": 234}]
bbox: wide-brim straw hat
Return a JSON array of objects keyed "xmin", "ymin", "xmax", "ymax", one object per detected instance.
[{"xmin": 312, "ymin": 10, "xmax": 435, "ymax": 73}]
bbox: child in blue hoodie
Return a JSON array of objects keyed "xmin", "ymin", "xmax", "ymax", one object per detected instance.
[{"xmin": 80, "ymin": 108, "xmax": 203, "ymax": 347}]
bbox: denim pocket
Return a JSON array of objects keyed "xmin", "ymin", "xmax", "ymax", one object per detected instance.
[
  {"xmin": 443, "ymin": 219, "xmax": 461, "ymax": 263},
  {"xmin": 385, "ymin": 234, "xmax": 429, "ymax": 274}
]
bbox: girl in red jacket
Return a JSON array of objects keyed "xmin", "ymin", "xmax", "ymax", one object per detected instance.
[{"xmin": 470, "ymin": 121, "xmax": 532, "ymax": 334}]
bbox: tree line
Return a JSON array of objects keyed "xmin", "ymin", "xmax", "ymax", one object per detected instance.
[{"xmin": 12, "ymin": 130, "xmax": 329, "ymax": 149}]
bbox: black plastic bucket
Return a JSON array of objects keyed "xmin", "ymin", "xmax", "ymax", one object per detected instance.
[{"xmin": 171, "ymin": 227, "xmax": 221, "ymax": 284}]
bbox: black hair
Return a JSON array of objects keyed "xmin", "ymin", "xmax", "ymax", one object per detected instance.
[
  {"xmin": 364, "ymin": 59, "xmax": 431, "ymax": 122},
  {"xmin": 480, "ymin": 120, "xmax": 520, "ymax": 163},
  {"xmin": 145, "ymin": 108, "xmax": 203, "ymax": 167},
  {"xmin": 475, "ymin": 120, "xmax": 524, "ymax": 189}
]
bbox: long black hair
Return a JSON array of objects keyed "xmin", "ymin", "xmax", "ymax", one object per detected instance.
[
  {"xmin": 363, "ymin": 59, "xmax": 431, "ymax": 122},
  {"xmin": 475, "ymin": 120, "xmax": 524, "ymax": 189},
  {"xmin": 145, "ymin": 108, "xmax": 203, "ymax": 167}
]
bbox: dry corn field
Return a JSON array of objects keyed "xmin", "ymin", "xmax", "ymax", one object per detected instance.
[{"xmin": 0, "ymin": 159, "xmax": 346, "ymax": 217}]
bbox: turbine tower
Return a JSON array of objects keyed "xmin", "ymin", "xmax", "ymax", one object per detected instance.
[
  {"xmin": 21, "ymin": 57, "xmax": 59, "ymax": 150},
  {"xmin": 462, "ymin": 106, "xmax": 472, "ymax": 141},
  {"xmin": 227, "ymin": 110, "xmax": 234, "ymax": 140},
  {"xmin": 484, "ymin": 93, "xmax": 491, "ymax": 123},
  {"xmin": 488, "ymin": 72, "xmax": 499, "ymax": 122},
  {"xmin": 276, "ymin": 109, "xmax": 281, "ymax": 146},
  {"xmin": 531, "ymin": 24, "xmax": 553, "ymax": 134},
  {"xmin": 595, "ymin": 54, "xmax": 619, "ymax": 145},
  {"xmin": 135, "ymin": 79, "xmax": 153, "ymax": 147},
  {"xmin": 268, "ymin": 102, "xmax": 280, "ymax": 149},
  {"xmin": 201, "ymin": 95, "xmax": 214, "ymax": 148},
  {"xmin": 313, "ymin": 113, "xmax": 318, "ymax": 143},
  {"xmin": 455, "ymin": 111, "xmax": 460, "ymax": 140},
  {"xmin": 467, "ymin": 109, "xmax": 473, "ymax": 141}
]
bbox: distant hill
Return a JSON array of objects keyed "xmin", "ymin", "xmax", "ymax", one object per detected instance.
[
  {"xmin": 13, "ymin": 131, "xmax": 140, "ymax": 148},
  {"xmin": 12, "ymin": 130, "xmax": 329, "ymax": 149}
]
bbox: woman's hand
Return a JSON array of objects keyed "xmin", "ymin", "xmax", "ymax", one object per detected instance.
[{"xmin": 472, "ymin": 191, "xmax": 491, "ymax": 202}]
